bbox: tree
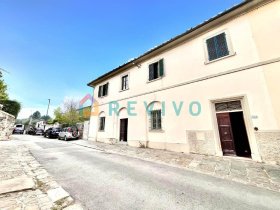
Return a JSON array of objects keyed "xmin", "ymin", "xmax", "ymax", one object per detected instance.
[
  {"xmin": 53, "ymin": 99, "xmax": 82, "ymax": 125},
  {"xmin": 41, "ymin": 115, "xmax": 51, "ymax": 121},
  {"xmin": 0, "ymin": 72, "xmax": 8, "ymax": 100},
  {"xmin": 0, "ymin": 100, "xmax": 21, "ymax": 118},
  {"xmin": 32, "ymin": 111, "xmax": 41, "ymax": 119},
  {"xmin": 54, "ymin": 107, "xmax": 65, "ymax": 123}
]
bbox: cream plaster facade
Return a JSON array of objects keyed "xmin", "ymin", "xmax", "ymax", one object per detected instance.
[{"xmin": 88, "ymin": 0, "xmax": 280, "ymax": 164}]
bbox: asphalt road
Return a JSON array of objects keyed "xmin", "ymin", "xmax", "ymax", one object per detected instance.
[{"xmin": 13, "ymin": 135, "xmax": 280, "ymax": 210}]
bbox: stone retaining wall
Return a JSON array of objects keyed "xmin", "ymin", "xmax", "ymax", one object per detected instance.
[
  {"xmin": 255, "ymin": 131, "xmax": 280, "ymax": 165},
  {"xmin": 0, "ymin": 110, "xmax": 15, "ymax": 140}
]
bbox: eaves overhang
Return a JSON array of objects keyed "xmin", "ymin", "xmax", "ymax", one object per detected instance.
[{"xmin": 87, "ymin": 0, "xmax": 271, "ymax": 88}]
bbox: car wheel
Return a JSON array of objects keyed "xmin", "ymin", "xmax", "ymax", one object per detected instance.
[{"xmin": 64, "ymin": 136, "xmax": 67, "ymax": 141}]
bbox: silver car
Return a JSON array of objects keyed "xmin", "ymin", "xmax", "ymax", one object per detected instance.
[
  {"xmin": 58, "ymin": 127, "xmax": 79, "ymax": 141},
  {"xmin": 13, "ymin": 124, "xmax": 25, "ymax": 134}
]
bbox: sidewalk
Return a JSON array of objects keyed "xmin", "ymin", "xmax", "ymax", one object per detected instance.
[
  {"xmin": 73, "ymin": 140, "xmax": 280, "ymax": 193},
  {"xmin": 0, "ymin": 140, "xmax": 80, "ymax": 210}
]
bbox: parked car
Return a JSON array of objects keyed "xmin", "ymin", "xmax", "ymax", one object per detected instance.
[
  {"xmin": 44, "ymin": 127, "xmax": 61, "ymax": 138},
  {"xmin": 27, "ymin": 127, "xmax": 36, "ymax": 135},
  {"xmin": 58, "ymin": 127, "xmax": 79, "ymax": 141},
  {"xmin": 35, "ymin": 128, "xmax": 44, "ymax": 135},
  {"xmin": 13, "ymin": 124, "xmax": 25, "ymax": 134}
]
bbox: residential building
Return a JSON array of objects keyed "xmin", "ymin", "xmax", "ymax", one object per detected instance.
[{"xmin": 87, "ymin": 0, "xmax": 280, "ymax": 164}]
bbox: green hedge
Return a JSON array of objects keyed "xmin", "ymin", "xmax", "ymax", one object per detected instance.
[{"xmin": 0, "ymin": 100, "xmax": 21, "ymax": 118}]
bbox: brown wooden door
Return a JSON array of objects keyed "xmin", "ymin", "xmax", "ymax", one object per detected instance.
[
  {"xmin": 119, "ymin": 118, "xmax": 128, "ymax": 142},
  {"xmin": 216, "ymin": 113, "xmax": 236, "ymax": 155}
]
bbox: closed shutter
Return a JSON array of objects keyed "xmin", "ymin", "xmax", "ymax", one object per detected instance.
[
  {"xmin": 206, "ymin": 37, "xmax": 217, "ymax": 61},
  {"xmin": 149, "ymin": 64, "xmax": 154, "ymax": 81},
  {"xmin": 207, "ymin": 33, "xmax": 229, "ymax": 61},
  {"xmin": 159, "ymin": 59, "xmax": 164, "ymax": 77},
  {"xmin": 216, "ymin": 33, "xmax": 229, "ymax": 58}
]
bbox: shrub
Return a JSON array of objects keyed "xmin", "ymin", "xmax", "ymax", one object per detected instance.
[{"xmin": 0, "ymin": 100, "xmax": 21, "ymax": 118}]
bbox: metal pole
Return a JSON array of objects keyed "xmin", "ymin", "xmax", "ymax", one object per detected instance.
[{"xmin": 46, "ymin": 99, "xmax": 51, "ymax": 116}]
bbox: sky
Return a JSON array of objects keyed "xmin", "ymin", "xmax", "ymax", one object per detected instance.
[{"xmin": 0, "ymin": 0, "xmax": 242, "ymax": 119}]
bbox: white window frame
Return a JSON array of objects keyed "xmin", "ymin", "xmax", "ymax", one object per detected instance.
[
  {"xmin": 120, "ymin": 73, "xmax": 129, "ymax": 92},
  {"xmin": 203, "ymin": 30, "xmax": 235, "ymax": 64},
  {"xmin": 150, "ymin": 109, "xmax": 162, "ymax": 130}
]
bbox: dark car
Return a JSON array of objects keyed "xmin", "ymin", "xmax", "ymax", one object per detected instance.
[
  {"xmin": 44, "ymin": 127, "xmax": 61, "ymax": 138},
  {"xmin": 35, "ymin": 128, "xmax": 44, "ymax": 135},
  {"xmin": 27, "ymin": 127, "xmax": 36, "ymax": 135}
]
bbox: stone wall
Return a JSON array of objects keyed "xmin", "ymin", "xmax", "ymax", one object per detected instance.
[
  {"xmin": 0, "ymin": 110, "xmax": 15, "ymax": 140},
  {"xmin": 255, "ymin": 131, "xmax": 280, "ymax": 165},
  {"xmin": 187, "ymin": 130, "xmax": 216, "ymax": 155}
]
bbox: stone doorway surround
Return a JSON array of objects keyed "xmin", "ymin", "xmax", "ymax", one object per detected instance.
[{"xmin": 210, "ymin": 95, "xmax": 262, "ymax": 162}]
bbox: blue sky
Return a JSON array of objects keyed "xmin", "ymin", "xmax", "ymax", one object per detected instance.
[{"xmin": 0, "ymin": 0, "xmax": 242, "ymax": 118}]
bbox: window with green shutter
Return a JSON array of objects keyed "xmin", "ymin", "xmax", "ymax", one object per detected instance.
[
  {"xmin": 98, "ymin": 83, "xmax": 109, "ymax": 97},
  {"xmin": 206, "ymin": 32, "xmax": 229, "ymax": 61},
  {"xmin": 148, "ymin": 59, "xmax": 164, "ymax": 81}
]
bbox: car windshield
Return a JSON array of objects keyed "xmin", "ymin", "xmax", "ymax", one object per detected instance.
[{"xmin": 16, "ymin": 125, "xmax": 23, "ymax": 128}]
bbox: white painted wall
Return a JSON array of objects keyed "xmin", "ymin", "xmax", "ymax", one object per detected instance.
[{"xmin": 88, "ymin": 1, "xmax": 280, "ymax": 160}]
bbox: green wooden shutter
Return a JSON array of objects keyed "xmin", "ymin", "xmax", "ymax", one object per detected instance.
[
  {"xmin": 216, "ymin": 33, "xmax": 229, "ymax": 58},
  {"xmin": 149, "ymin": 64, "xmax": 154, "ymax": 81},
  {"xmin": 159, "ymin": 59, "xmax": 164, "ymax": 77},
  {"xmin": 206, "ymin": 37, "xmax": 217, "ymax": 61}
]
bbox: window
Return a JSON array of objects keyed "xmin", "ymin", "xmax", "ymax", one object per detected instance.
[
  {"xmin": 98, "ymin": 83, "xmax": 109, "ymax": 97},
  {"xmin": 206, "ymin": 32, "xmax": 229, "ymax": 61},
  {"xmin": 121, "ymin": 75, "xmax": 129, "ymax": 90},
  {"xmin": 99, "ymin": 117, "xmax": 105, "ymax": 131},
  {"xmin": 148, "ymin": 59, "xmax": 164, "ymax": 81},
  {"xmin": 215, "ymin": 101, "xmax": 242, "ymax": 112},
  {"xmin": 150, "ymin": 110, "xmax": 162, "ymax": 130}
]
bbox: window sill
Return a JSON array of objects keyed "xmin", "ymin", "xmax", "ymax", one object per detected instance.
[
  {"xmin": 147, "ymin": 76, "xmax": 163, "ymax": 83},
  {"xmin": 98, "ymin": 95, "xmax": 108, "ymax": 98},
  {"xmin": 119, "ymin": 88, "xmax": 129, "ymax": 92},
  {"xmin": 149, "ymin": 129, "xmax": 164, "ymax": 133},
  {"xmin": 204, "ymin": 52, "xmax": 236, "ymax": 65}
]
